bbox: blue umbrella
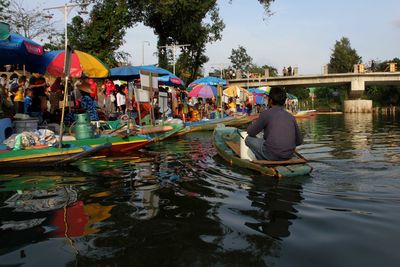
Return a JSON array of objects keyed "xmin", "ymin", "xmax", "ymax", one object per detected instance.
[
  {"xmin": 188, "ymin": 76, "xmax": 227, "ymax": 89},
  {"xmin": 248, "ymin": 88, "xmax": 269, "ymax": 95},
  {"xmin": 158, "ymin": 74, "xmax": 185, "ymax": 87},
  {"xmin": 110, "ymin": 65, "xmax": 174, "ymax": 80},
  {"xmin": 0, "ymin": 33, "xmax": 44, "ymax": 66}
]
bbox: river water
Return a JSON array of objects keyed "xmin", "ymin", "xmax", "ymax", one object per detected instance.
[{"xmin": 0, "ymin": 114, "xmax": 400, "ymax": 267}]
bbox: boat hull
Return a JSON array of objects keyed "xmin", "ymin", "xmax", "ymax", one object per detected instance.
[
  {"xmin": 0, "ymin": 143, "xmax": 111, "ymax": 168},
  {"xmin": 63, "ymin": 135, "xmax": 151, "ymax": 155},
  {"xmin": 213, "ymin": 126, "xmax": 312, "ymax": 178}
]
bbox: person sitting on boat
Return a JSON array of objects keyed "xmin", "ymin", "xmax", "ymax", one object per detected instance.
[
  {"xmin": 226, "ymin": 97, "xmax": 236, "ymax": 116},
  {"xmin": 245, "ymin": 87, "xmax": 303, "ymax": 161},
  {"xmin": 78, "ymin": 81, "xmax": 99, "ymax": 121},
  {"xmin": 190, "ymin": 104, "xmax": 201, "ymax": 121}
]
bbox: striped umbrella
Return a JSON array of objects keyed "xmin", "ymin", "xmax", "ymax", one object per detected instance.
[{"xmin": 32, "ymin": 50, "xmax": 109, "ymax": 78}]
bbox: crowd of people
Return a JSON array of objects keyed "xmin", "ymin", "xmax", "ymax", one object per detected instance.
[
  {"xmin": 282, "ymin": 66, "xmax": 294, "ymax": 76},
  {"xmin": 0, "ymin": 72, "xmax": 270, "ymax": 128}
]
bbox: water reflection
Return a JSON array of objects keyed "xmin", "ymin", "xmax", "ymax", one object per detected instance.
[
  {"xmin": 244, "ymin": 177, "xmax": 305, "ymax": 239},
  {"xmin": 1, "ymin": 115, "xmax": 400, "ymax": 266}
]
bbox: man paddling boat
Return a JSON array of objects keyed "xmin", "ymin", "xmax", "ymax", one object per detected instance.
[{"xmin": 245, "ymin": 87, "xmax": 303, "ymax": 161}]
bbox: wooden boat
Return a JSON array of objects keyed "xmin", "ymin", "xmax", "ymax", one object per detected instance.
[
  {"xmin": 176, "ymin": 115, "xmax": 250, "ymax": 136},
  {"xmin": 142, "ymin": 121, "xmax": 184, "ymax": 141},
  {"xmin": 63, "ymin": 135, "xmax": 151, "ymax": 155},
  {"xmin": 63, "ymin": 121, "xmax": 183, "ymax": 155},
  {"xmin": 213, "ymin": 126, "xmax": 313, "ymax": 178},
  {"xmin": 0, "ymin": 142, "xmax": 111, "ymax": 168},
  {"xmin": 225, "ymin": 114, "xmax": 258, "ymax": 126},
  {"xmin": 293, "ymin": 110, "xmax": 317, "ymax": 119}
]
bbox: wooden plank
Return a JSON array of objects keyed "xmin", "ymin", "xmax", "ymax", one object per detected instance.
[
  {"xmin": 225, "ymin": 141, "xmax": 307, "ymax": 165},
  {"xmin": 225, "ymin": 141, "xmax": 241, "ymax": 157},
  {"xmin": 252, "ymin": 158, "xmax": 306, "ymax": 165}
]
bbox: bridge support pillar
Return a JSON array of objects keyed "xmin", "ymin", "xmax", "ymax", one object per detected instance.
[
  {"xmin": 350, "ymin": 78, "xmax": 365, "ymax": 99},
  {"xmin": 344, "ymin": 100, "xmax": 372, "ymax": 113}
]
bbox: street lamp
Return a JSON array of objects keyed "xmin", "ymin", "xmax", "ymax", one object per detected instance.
[
  {"xmin": 159, "ymin": 43, "xmax": 190, "ymax": 74},
  {"xmin": 142, "ymin": 41, "xmax": 150, "ymax": 65}
]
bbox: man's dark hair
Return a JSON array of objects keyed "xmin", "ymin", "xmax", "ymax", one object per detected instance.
[{"xmin": 269, "ymin": 87, "xmax": 287, "ymax": 106}]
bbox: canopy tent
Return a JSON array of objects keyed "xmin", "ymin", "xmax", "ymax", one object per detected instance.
[
  {"xmin": 248, "ymin": 88, "xmax": 269, "ymax": 95},
  {"xmin": 248, "ymin": 88, "xmax": 268, "ymax": 105},
  {"xmin": 223, "ymin": 85, "xmax": 252, "ymax": 98},
  {"xmin": 0, "ymin": 33, "xmax": 44, "ymax": 66},
  {"xmin": 258, "ymin": 86, "xmax": 271, "ymax": 94}
]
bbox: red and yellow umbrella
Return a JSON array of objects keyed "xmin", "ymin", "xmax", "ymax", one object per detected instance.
[{"xmin": 34, "ymin": 50, "xmax": 109, "ymax": 78}]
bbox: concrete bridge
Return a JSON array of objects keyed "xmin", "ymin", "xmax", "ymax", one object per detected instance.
[
  {"xmin": 228, "ymin": 71, "xmax": 400, "ymax": 93},
  {"xmin": 227, "ymin": 71, "xmax": 400, "ymax": 112}
]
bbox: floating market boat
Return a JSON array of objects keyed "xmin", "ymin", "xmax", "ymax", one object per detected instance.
[
  {"xmin": 213, "ymin": 126, "xmax": 313, "ymax": 178},
  {"xmin": 0, "ymin": 142, "xmax": 111, "ymax": 168},
  {"xmin": 176, "ymin": 115, "xmax": 254, "ymax": 136},
  {"xmin": 63, "ymin": 134, "xmax": 151, "ymax": 155},
  {"xmin": 293, "ymin": 110, "xmax": 317, "ymax": 119},
  {"xmin": 63, "ymin": 120, "xmax": 184, "ymax": 155}
]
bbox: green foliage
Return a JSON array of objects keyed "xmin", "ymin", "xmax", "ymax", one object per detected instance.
[
  {"xmin": 0, "ymin": 0, "xmax": 9, "ymax": 21},
  {"xmin": 68, "ymin": 0, "xmax": 136, "ymax": 67},
  {"xmin": 141, "ymin": 0, "xmax": 224, "ymax": 81},
  {"xmin": 365, "ymin": 85, "xmax": 400, "ymax": 107},
  {"xmin": 229, "ymin": 45, "xmax": 253, "ymax": 73},
  {"xmin": 328, "ymin": 37, "xmax": 361, "ymax": 73},
  {"xmin": 66, "ymin": 0, "xmax": 275, "ymax": 77},
  {"xmin": 376, "ymin": 57, "xmax": 400, "ymax": 72},
  {"xmin": 248, "ymin": 64, "xmax": 278, "ymax": 77}
]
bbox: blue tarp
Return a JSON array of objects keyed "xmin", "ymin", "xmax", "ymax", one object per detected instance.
[
  {"xmin": 110, "ymin": 65, "xmax": 174, "ymax": 80},
  {"xmin": 0, "ymin": 33, "xmax": 43, "ymax": 66},
  {"xmin": 158, "ymin": 74, "xmax": 185, "ymax": 87}
]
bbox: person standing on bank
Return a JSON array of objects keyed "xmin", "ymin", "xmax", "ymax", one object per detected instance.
[
  {"xmin": 245, "ymin": 87, "xmax": 303, "ymax": 161},
  {"xmin": 287, "ymin": 66, "xmax": 292, "ymax": 76}
]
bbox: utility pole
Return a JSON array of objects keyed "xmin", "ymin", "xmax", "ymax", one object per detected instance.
[
  {"xmin": 44, "ymin": 1, "xmax": 89, "ymax": 148},
  {"xmin": 142, "ymin": 41, "xmax": 150, "ymax": 65},
  {"xmin": 159, "ymin": 43, "xmax": 190, "ymax": 74},
  {"xmin": 212, "ymin": 63, "xmax": 225, "ymax": 78}
]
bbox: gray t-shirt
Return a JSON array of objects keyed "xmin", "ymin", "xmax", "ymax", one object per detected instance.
[{"xmin": 247, "ymin": 106, "xmax": 303, "ymax": 160}]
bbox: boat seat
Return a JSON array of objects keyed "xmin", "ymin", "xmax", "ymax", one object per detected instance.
[
  {"xmin": 225, "ymin": 141, "xmax": 307, "ymax": 165},
  {"xmin": 225, "ymin": 141, "xmax": 241, "ymax": 156}
]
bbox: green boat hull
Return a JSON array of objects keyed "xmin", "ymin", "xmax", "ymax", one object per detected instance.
[{"xmin": 213, "ymin": 126, "xmax": 312, "ymax": 178}]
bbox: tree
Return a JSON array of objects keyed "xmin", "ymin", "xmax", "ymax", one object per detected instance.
[
  {"xmin": 229, "ymin": 45, "xmax": 253, "ymax": 73},
  {"xmin": 65, "ymin": 0, "xmax": 275, "ymax": 75},
  {"xmin": 0, "ymin": 0, "xmax": 9, "ymax": 21},
  {"xmin": 4, "ymin": 0, "xmax": 58, "ymax": 43},
  {"xmin": 376, "ymin": 57, "xmax": 400, "ymax": 72},
  {"xmin": 328, "ymin": 37, "xmax": 362, "ymax": 73},
  {"xmin": 248, "ymin": 64, "xmax": 278, "ymax": 77},
  {"xmin": 68, "ymin": 0, "xmax": 142, "ymax": 67},
  {"xmin": 140, "ymin": 0, "xmax": 225, "ymax": 82}
]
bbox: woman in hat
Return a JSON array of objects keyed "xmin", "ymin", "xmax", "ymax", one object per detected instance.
[{"xmin": 78, "ymin": 81, "xmax": 99, "ymax": 121}]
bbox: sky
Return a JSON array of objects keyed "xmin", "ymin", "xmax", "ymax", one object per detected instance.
[{"xmin": 27, "ymin": 0, "xmax": 400, "ymax": 75}]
